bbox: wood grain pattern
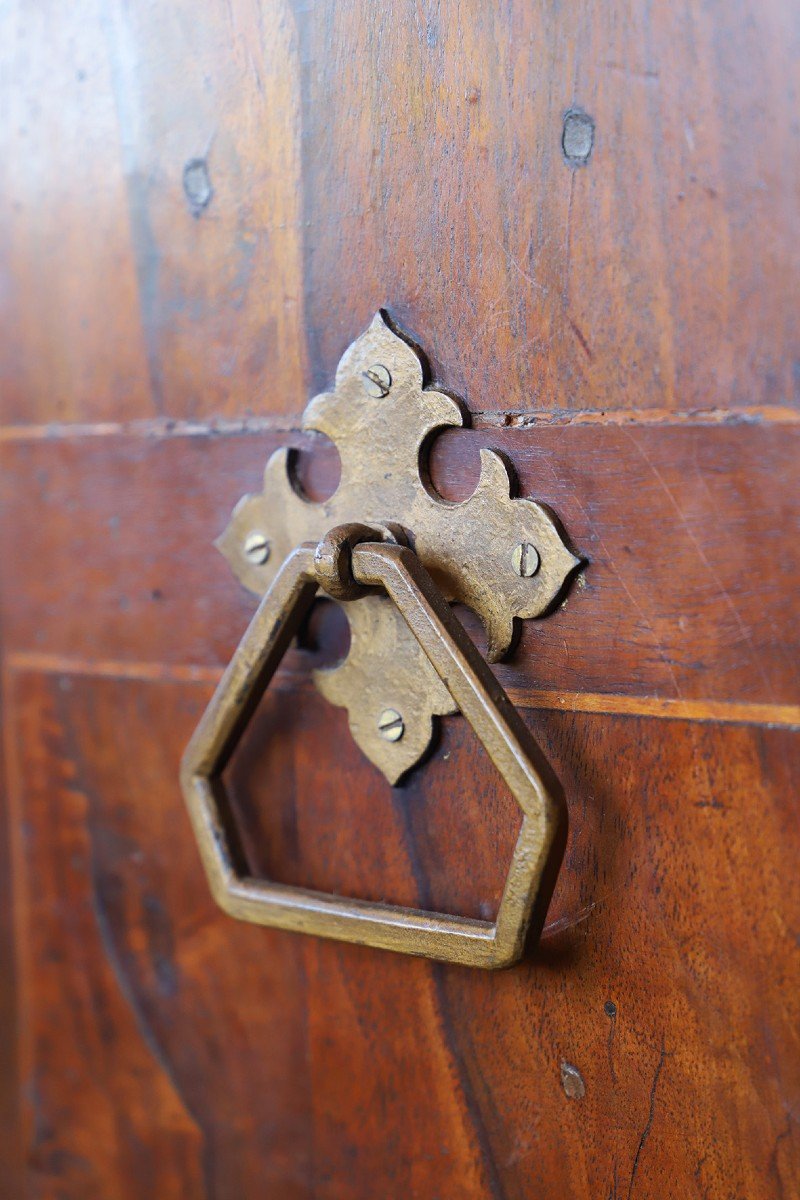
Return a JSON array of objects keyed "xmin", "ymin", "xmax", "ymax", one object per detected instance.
[
  {"xmin": 292, "ymin": 0, "xmax": 800, "ymax": 421},
  {"xmin": 0, "ymin": 0, "xmax": 307, "ymax": 424},
  {"xmin": 0, "ymin": 421, "xmax": 797, "ymax": 708},
  {"xmin": 0, "ymin": 674, "xmax": 21, "ymax": 1197},
  {"xmin": 6, "ymin": 668, "xmax": 799, "ymax": 1198},
  {"xmin": 1, "ymin": 1, "xmax": 797, "ymax": 424},
  {"xmin": 0, "ymin": 1, "xmax": 154, "ymax": 424},
  {"xmin": 1, "ymin": 0, "xmax": 798, "ymax": 1194}
]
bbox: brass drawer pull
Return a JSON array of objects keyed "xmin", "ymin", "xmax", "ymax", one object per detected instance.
[
  {"xmin": 215, "ymin": 312, "xmax": 580, "ymax": 785},
  {"xmin": 181, "ymin": 524, "xmax": 566, "ymax": 969}
]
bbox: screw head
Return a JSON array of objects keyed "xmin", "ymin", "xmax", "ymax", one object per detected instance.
[
  {"xmin": 243, "ymin": 532, "xmax": 270, "ymax": 565},
  {"xmin": 362, "ymin": 363, "xmax": 392, "ymax": 398},
  {"xmin": 511, "ymin": 542, "xmax": 540, "ymax": 578},
  {"xmin": 562, "ymin": 108, "xmax": 595, "ymax": 167},
  {"xmin": 377, "ymin": 708, "xmax": 404, "ymax": 742}
]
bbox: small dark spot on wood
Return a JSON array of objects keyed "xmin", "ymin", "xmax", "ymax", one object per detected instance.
[
  {"xmin": 560, "ymin": 1060, "xmax": 586, "ymax": 1099},
  {"xmin": 562, "ymin": 108, "xmax": 595, "ymax": 166},
  {"xmin": 605, "ymin": 1001, "xmax": 618, "ymax": 1082},
  {"xmin": 466, "ymin": 86, "xmax": 481, "ymax": 105},
  {"xmin": 153, "ymin": 954, "xmax": 179, "ymax": 997},
  {"xmin": 183, "ymin": 157, "xmax": 213, "ymax": 216}
]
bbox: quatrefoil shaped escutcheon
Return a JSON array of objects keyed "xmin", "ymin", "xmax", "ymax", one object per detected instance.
[{"xmin": 217, "ymin": 312, "xmax": 581, "ymax": 783}]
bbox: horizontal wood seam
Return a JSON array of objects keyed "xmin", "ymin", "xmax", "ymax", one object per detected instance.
[
  {"xmin": 505, "ymin": 688, "xmax": 800, "ymax": 729},
  {"xmin": 6, "ymin": 652, "xmax": 799, "ymax": 731},
  {"xmin": 0, "ymin": 404, "xmax": 798, "ymax": 444}
]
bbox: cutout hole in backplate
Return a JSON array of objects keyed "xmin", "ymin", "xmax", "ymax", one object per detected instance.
[
  {"xmin": 296, "ymin": 597, "xmax": 351, "ymax": 668},
  {"xmin": 423, "ymin": 426, "xmax": 482, "ymax": 504},
  {"xmin": 286, "ymin": 430, "xmax": 341, "ymax": 503}
]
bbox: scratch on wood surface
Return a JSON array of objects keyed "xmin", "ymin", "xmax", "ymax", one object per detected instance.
[
  {"xmin": 562, "ymin": 170, "xmax": 576, "ymax": 313},
  {"xmin": 569, "ymin": 319, "xmax": 594, "ymax": 362},
  {"xmin": 621, "ymin": 427, "xmax": 775, "ymax": 702},
  {"xmin": 542, "ymin": 902, "xmax": 596, "ymax": 936},
  {"xmin": 530, "ymin": 452, "xmax": 688, "ymax": 704},
  {"xmin": 627, "ymin": 1037, "xmax": 668, "ymax": 1199},
  {"xmin": 469, "ymin": 202, "xmax": 548, "ymax": 295},
  {"xmin": 603, "ymin": 61, "xmax": 660, "ymax": 80}
]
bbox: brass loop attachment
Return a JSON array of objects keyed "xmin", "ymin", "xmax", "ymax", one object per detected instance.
[
  {"xmin": 181, "ymin": 530, "xmax": 567, "ymax": 968},
  {"xmin": 313, "ymin": 521, "xmax": 406, "ymax": 601}
]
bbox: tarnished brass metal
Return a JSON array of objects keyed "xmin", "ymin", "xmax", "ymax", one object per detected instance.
[
  {"xmin": 181, "ymin": 530, "xmax": 567, "ymax": 968},
  {"xmin": 217, "ymin": 312, "xmax": 579, "ymax": 781}
]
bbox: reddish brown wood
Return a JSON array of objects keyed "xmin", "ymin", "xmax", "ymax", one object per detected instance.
[
  {"xmin": 0, "ymin": 678, "xmax": 21, "ymax": 1197},
  {"xmin": 1, "ymin": 0, "xmax": 798, "ymax": 1195},
  {"xmin": 0, "ymin": 1, "xmax": 307, "ymax": 425},
  {"xmin": 5, "ymin": 669, "xmax": 799, "ymax": 1198},
  {"xmin": 0, "ymin": 422, "xmax": 797, "ymax": 708},
  {"xmin": 1, "ymin": 2, "xmax": 797, "ymax": 424}
]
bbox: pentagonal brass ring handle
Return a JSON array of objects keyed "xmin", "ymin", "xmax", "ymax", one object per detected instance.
[{"xmin": 181, "ymin": 529, "xmax": 567, "ymax": 968}]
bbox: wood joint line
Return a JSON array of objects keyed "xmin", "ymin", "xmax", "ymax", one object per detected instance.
[{"xmin": 5, "ymin": 653, "xmax": 799, "ymax": 731}]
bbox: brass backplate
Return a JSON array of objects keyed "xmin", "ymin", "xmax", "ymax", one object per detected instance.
[{"xmin": 217, "ymin": 312, "xmax": 579, "ymax": 782}]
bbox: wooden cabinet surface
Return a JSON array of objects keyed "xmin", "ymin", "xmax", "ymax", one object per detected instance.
[{"xmin": 1, "ymin": 2, "xmax": 798, "ymax": 1197}]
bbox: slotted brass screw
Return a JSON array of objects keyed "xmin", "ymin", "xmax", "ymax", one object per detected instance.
[
  {"xmin": 511, "ymin": 542, "xmax": 540, "ymax": 577},
  {"xmin": 378, "ymin": 708, "xmax": 404, "ymax": 741},
  {"xmin": 362, "ymin": 364, "xmax": 392, "ymax": 398},
  {"xmin": 244, "ymin": 532, "xmax": 270, "ymax": 565}
]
